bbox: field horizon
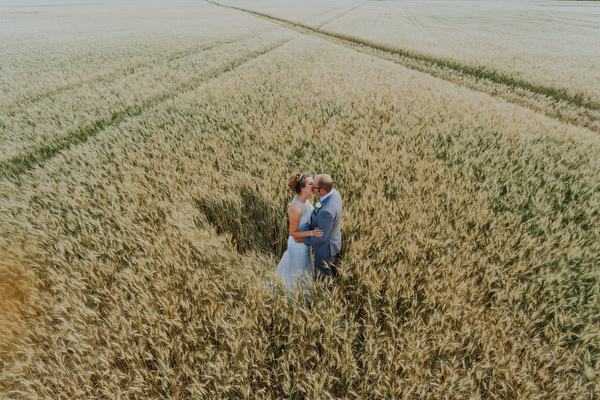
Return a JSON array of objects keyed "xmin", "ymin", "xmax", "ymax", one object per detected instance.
[{"xmin": 1, "ymin": 0, "xmax": 599, "ymax": 398}]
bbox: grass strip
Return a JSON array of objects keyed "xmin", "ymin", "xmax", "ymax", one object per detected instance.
[
  {"xmin": 211, "ymin": 0, "xmax": 600, "ymax": 114},
  {"xmin": 325, "ymin": 32, "xmax": 599, "ymax": 111}
]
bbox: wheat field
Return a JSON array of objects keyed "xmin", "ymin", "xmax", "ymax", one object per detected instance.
[
  {"xmin": 1, "ymin": 1, "xmax": 599, "ymax": 399},
  {"xmin": 219, "ymin": 0, "xmax": 600, "ymax": 107},
  {"xmin": 216, "ymin": 0, "xmax": 600, "ymax": 133}
]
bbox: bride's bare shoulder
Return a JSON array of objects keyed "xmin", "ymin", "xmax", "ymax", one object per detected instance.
[{"xmin": 288, "ymin": 202, "xmax": 303, "ymax": 218}]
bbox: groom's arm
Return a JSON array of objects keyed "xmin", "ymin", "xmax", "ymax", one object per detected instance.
[{"xmin": 303, "ymin": 211, "xmax": 333, "ymax": 246}]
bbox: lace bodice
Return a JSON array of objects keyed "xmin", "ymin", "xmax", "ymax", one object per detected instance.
[{"xmin": 290, "ymin": 197, "xmax": 314, "ymax": 231}]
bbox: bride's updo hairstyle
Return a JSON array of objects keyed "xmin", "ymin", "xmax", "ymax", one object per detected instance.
[{"xmin": 288, "ymin": 173, "xmax": 311, "ymax": 194}]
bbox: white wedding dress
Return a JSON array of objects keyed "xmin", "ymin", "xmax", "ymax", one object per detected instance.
[{"xmin": 273, "ymin": 197, "xmax": 314, "ymax": 295}]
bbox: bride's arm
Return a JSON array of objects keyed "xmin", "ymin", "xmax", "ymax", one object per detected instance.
[{"xmin": 288, "ymin": 204, "xmax": 322, "ymax": 238}]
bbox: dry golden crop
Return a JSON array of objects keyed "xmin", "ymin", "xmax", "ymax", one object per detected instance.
[
  {"xmin": 1, "ymin": 1, "xmax": 599, "ymax": 399},
  {"xmin": 219, "ymin": 0, "xmax": 600, "ymax": 108}
]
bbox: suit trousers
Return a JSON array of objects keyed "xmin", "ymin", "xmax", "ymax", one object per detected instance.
[{"xmin": 314, "ymin": 252, "xmax": 337, "ymax": 282}]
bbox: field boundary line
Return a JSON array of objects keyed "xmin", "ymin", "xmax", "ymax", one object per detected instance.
[
  {"xmin": 315, "ymin": 1, "xmax": 367, "ymax": 30},
  {"xmin": 208, "ymin": 0, "xmax": 600, "ymax": 133},
  {"xmin": 0, "ymin": 40, "xmax": 291, "ymax": 181},
  {"xmin": 297, "ymin": 8, "xmax": 340, "ymax": 25},
  {"xmin": 0, "ymin": 28, "xmax": 279, "ymax": 112}
]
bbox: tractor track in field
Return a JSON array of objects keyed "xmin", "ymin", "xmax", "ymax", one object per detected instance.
[
  {"xmin": 208, "ymin": 0, "xmax": 600, "ymax": 134},
  {"xmin": 0, "ymin": 40, "xmax": 291, "ymax": 181},
  {"xmin": 0, "ymin": 28, "xmax": 278, "ymax": 112},
  {"xmin": 315, "ymin": 1, "xmax": 367, "ymax": 30}
]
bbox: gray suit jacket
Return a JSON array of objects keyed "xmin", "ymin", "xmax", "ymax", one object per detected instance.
[{"xmin": 303, "ymin": 189, "xmax": 342, "ymax": 264}]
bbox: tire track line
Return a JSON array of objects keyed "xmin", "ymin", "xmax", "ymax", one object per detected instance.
[
  {"xmin": 0, "ymin": 28, "xmax": 278, "ymax": 111},
  {"xmin": 316, "ymin": 1, "xmax": 367, "ymax": 30},
  {"xmin": 297, "ymin": 9, "xmax": 339, "ymax": 25},
  {"xmin": 0, "ymin": 40, "xmax": 291, "ymax": 181},
  {"xmin": 208, "ymin": 0, "xmax": 600, "ymax": 133}
]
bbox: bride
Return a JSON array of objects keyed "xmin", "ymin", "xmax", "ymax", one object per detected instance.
[{"xmin": 273, "ymin": 173, "xmax": 323, "ymax": 295}]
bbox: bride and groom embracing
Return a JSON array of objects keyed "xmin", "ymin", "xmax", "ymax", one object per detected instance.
[{"xmin": 273, "ymin": 173, "xmax": 342, "ymax": 295}]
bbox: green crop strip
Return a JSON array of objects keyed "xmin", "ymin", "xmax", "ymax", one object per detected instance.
[{"xmin": 210, "ymin": 0, "xmax": 600, "ymax": 131}]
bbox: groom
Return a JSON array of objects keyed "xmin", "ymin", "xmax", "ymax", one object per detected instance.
[{"xmin": 297, "ymin": 174, "xmax": 342, "ymax": 281}]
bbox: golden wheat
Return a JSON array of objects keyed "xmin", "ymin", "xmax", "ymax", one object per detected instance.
[
  {"xmin": 1, "ymin": 2, "xmax": 599, "ymax": 399},
  {"xmin": 219, "ymin": 0, "xmax": 600, "ymax": 108},
  {"xmin": 0, "ymin": 29, "xmax": 293, "ymax": 169},
  {"xmin": 0, "ymin": 1, "xmax": 271, "ymax": 109}
]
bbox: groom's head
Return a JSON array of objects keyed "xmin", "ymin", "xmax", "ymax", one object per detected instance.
[{"xmin": 313, "ymin": 174, "xmax": 333, "ymax": 196}]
